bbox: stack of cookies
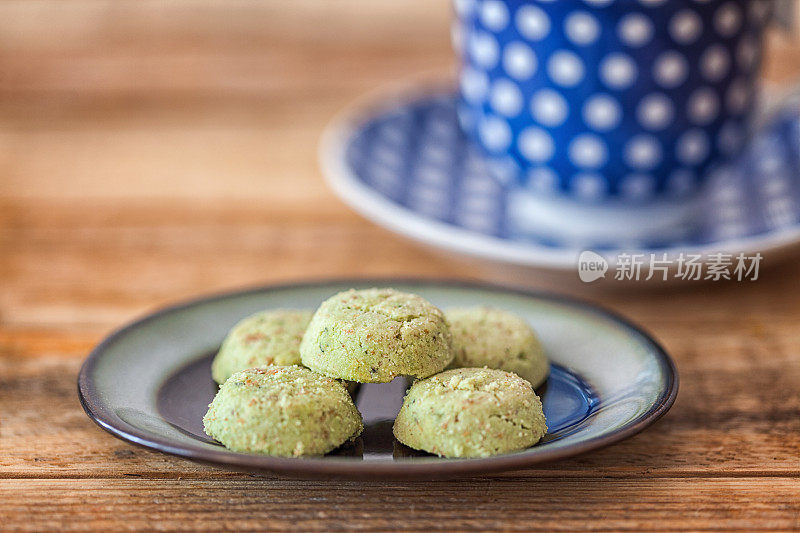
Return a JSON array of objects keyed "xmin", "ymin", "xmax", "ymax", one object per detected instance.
[{"xmin": 203, "ymin": 288, "xmax": 548, "ymax": 458}]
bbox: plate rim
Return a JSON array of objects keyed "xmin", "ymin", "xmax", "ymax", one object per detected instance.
[
  {"xmin": 319, "ymin": 78, "xmax": 800, "ymax": 271},
  {"xmin": 78, "ymin": 277, "xmax": 679, "ymax": 479}
]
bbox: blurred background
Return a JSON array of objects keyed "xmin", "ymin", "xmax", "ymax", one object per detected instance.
[
  {"xmin": 1, "ymin": 0, "xmax": 457, "ymax": 334},
  {"xmin": 1, "ymin": 0, "xmax": 799, "ymax": 335}
]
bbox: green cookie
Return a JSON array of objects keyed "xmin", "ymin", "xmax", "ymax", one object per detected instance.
[
  {"xmin": 300, "ymin": 288, "xmax": 454, "ymax": 383},
  {"xmin": 203, "ymin": 365, "xmax": 363, "ymax": 457},
  {"xmin": 211, "ymin": 309, "xmax": 312, "ymax": 384},
  {"xmin": 447, "ymin": 307, "xmax": 549, "ymax": 388},
  {"xmin": 393, "ymin": 367, "xmax": 547, "ymax": 458}
]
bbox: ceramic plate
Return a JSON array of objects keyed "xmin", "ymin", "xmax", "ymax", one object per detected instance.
[
  {"xmin": 320, "ymin": 81, "xmax": 800, "ymax": 271},
  {"xmin": 78, "ymin": 279, "xmax": 678, "ymax": 479}
]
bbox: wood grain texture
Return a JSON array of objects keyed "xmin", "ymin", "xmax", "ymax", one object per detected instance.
[
  {"xmin": 1, "ymin": 0, "xmax": 800, "ymax": 530},
  {"xmin": 2, "ymin": 478, "xmax": 799, "ymax": 531}
]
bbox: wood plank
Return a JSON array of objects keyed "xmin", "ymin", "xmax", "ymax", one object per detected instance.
[
  {"xmin": 0, "ymin": 0, "xmax": 452, "ymax": 95},
  {"xmin": 0, "ymin": 201, "xmax": 485, "ymax": 328},
  {"xmin": 2, "ymin": 200, "xmax": 800, "ymax": 327},
  {"xmin": 0, "ymin": 478, "xmax": 798, "ymax": 531}
]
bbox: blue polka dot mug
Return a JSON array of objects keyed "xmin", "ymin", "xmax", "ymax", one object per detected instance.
[{"xmin": 453, "ymin": 0, "xmax": 771, "ymax": 241}]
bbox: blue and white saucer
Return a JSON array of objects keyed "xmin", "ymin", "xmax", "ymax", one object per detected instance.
[{"xmin": 320, "ymin": 81, "xmax": 800, "ymax": 271}]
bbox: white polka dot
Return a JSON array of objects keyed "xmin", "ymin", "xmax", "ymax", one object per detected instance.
[
  {"xmin": 480, "ymin": 1, "xmax": 509, "ymax": 31},
  {"xmin": 583, "ymin": 0, "xmax": 614, "ymax": 6},
  {"xmin": 711, "ymin": 169, "xmax": 739, "ymax": 194},
  {"xmin": 459, "ymin": 194, "xmax": 496, "ymax": 215},
  {"xmin": 763, "ymin": 176, "xmax": 790, "ymax": 196},
  {"xmin": 620, "ymin": 174, "xmax": 656, "ymax": 200},
  {"xmin": 464, "ymin": 152, "xmax": 489, "ymax": 173},
  {"xmin": 565, "ymin": 11, "xmax": 600, "ymax": 46},
  {"xmin": 527, "ymin": 167, "xmax": 559, "ymax": 193},
  {"xmin": 757, "ymin": 150, "xmax": 784, "ymax": 174},
  {"xmin": 637, "ymin": 93, "xmax": 674, "ymax": 130},
  {"xmin": 490, "ymin": 79, "xmax": 524, "ymax": 117},
  {"xmin": 670, "ymin": 9, "xmax": 703, "ymax": 44},
  {"xmin": 653, "ymin": 51, "xmax": 689, "ymax": 88},
  {"xmin": 463, "ymin": 175, "xmax": 499, "ymax": 195},
  {"xmin": 715, "ymin": 2, "xmax": 742, "ymax": 37},
  {"xmin": 688, "ymin": 87, "xmax": 720, "ymax": 125},
  {"xmin": 752, "ymin": 135, "xmax": 779, "ymax": 156},
  {"xmin": 572, "ymin": 173, "xmax": 607, "ymax": 200},
  {"xmin": 625, "ymin": 135, "xmax": 662, "ymax": 170},
  {"xmin": 701, "ymin": 45, "xmax": 731, "ymax": 82},
  {"xmin": 749, "ymin": 0, "xmax": 771, "ymax": 24},
  {"xmin": 378, "ymin": 123, "xmax": 406, "ymax": 145},
  {"xmin": 569, "ymin": 134, "xmax": 608, "ymax": 169},
  {"xmin": 676, "ymin": 129, "xmax": 710, "ymax": 165},
  {"xmin": 516, "ymin": 5, "xmax": 550, "ymax": 41},
  {"xmin": 479, "ymin": 116, "xmax": 512, "ymax": 152},
  {"xmin": 426, "ymin": 114, "xmax": 455, "ymax": 139},
  {"xmin": 519, "ymin": 127, "xmax": 555, "ymax": 162},
  {"xmin": 737, "ymin": 36, "xmax": 759, "ymax": 71},
  {"xmin": 469, "ymin": 32, "xmax": 499, "ymax": 69},
  {"xmin": 582, "ymin": 94, "xmax": 621, "ymax": 131},
  {"xmin": 618, "ymin": 13, "xmax": 653, "ymax": 47},
  {"xmin": 503, "ymin": 42, "xmax": 537, "ymax": 80},
  {"xmin": 415, "ymin": 166, "xmax": 449, "ymax": 187},
  {"xmin": 530, "ymin": 89, "xmax": 568, "ymax": 127},
  {"xmin": 460, "ymin": 67, "xmax": 489, "ymax": 103},
  {"xmin": 454, "ymin": 0, "xmax": 476, "ymax": 18},
  {"xmin": 726, "ymin": 78, "xmax": 751, "ymax": 113},
  {"xmin": 375, "ymin": 145, "xmax": 405, "ymax": 169},
  {"xmin": 600, "ymin": 54, "xmax": 637, "ymax": 89},
  {"xmin": 455, "ymin": 211, "xmax": 492, "ymax": 231},
  {"xmin": 486, "ymin": 157, "xmax": 518, "ymax": 185},
  {"xmin": 548, "ymin": 50, "xmax": 585, "ymax": 87},
  {"xmin": 420, "ymin": 142, "xmax": 451, "ymax": 164},
  {"xmin": 667, "ymin": 169, "xmax": 696, "ymax": 196},
  {"xmin": 370, "ymin": 164, "xmax": 402, "ymax": 193}
]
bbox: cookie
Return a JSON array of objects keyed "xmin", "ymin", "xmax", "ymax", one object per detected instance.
[
  {"xmin": 203, "ymin": 365, "xmax": 363, "ymax": 456},
  {"xmin": 446, "ymin": 307, "xmax": 549, "ymax": 388},
  {"xmin": 211, "ymin": 309, "xmax": 312, "ymax": 384},
  {"xmin": 300, "ymin": 288, "xmax": 453, "ymax": 383},
  {"xmin": 393, "ymin": 367, "xmax": 547, "ymax": 458}
]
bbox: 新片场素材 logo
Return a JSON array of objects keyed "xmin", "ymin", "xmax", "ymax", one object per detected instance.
[{"xmin": 577, "ymin": 251, "xmax": 762, "ymax": 282}]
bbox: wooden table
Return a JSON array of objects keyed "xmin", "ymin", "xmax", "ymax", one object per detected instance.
[{"xmin": 1, "ymin": 1, "xmax": 799, "ymax": 530}]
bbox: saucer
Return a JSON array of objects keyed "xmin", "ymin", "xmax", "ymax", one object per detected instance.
[
  {"xmin": 78, "ymin": 279, "xmax": 677, "ymax": 479},
  {"xmin": 320, "ymin": 81, "xmax": 800, "ymax": 271}
]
